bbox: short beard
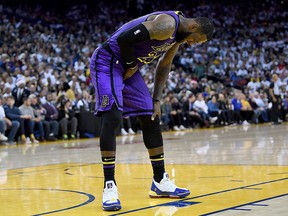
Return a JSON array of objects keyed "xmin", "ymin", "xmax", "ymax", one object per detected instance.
[{"xmin": 175, "ymin": 31, "xmax": 192, "ymax": 43}]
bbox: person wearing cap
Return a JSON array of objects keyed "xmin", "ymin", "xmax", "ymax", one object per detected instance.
[{"xmin": 11, "ymin": 77, "xmax": 30, "ymax": 107}]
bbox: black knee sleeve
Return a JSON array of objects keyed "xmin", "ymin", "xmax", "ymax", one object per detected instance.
[
  {"xmin": 137, "ymin": 115, "xmax": 163, "ymax": 149},
  {"xmin": 100, "ymin": 104, "xmax": 122, "ymax": 151}
]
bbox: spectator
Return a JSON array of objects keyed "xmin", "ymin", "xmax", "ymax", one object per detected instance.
[
  {"xmin": 58, "ymin": 99, "xmax": 78, "ymax": 139},
  {"xmin": 11, "ymin": 77, "xmax": 30, "ymax": 107},
  {"xmin": 4, "ymin": 96, "xmax": 37, "ymax": 144},
  {"xmin": 160, "ymin": 96, "xmax": 173, "ymax": 130},
  {"xmin": 171, "ymin": 97, "xmax": 186, "ymax": 130},
  {"xmin": 182, "ymin": 94, "xmax": 208, "ymax": 128},
  {"xmin": 240, "ymin": 94, "xmax": 254, "ymax": 123},
  {"xmin": 0, "ymin": 96, "xmax": 19, "ymax": 144},
  {"xmin": 231, "ymin": 93, "xmax": 249, "ymax": 125},
  {"xmin": 248, "ymin": 93, "xmax": 262, "ymax": 124},
  {"xmin": 218, "ymin": 93, "xmax": 237, "ymax": 125},
  {"xmin": 193, "ymin": 93, "xmax": 217, "ymax": 124},
  {"xmin": 59, "ymin": 82, "xmax": 76, "ymax": 102},
  {"xmin": 19, "ymin": 97, "xmax": 40, "ymax": 143},
  {"xmin": 207, "ymin": 94, "xmax": 227, "ymax": 125},
  {"xmin": 250, "ymin": 92, "xmax": 269, "ymax": 122},
  {"xmin": 41, "ymin": 93, "xmax": 59, "ymax": 140},
  {"xmin": 0, "ymin": 96, "xmax": 8, "ymax": 142},
  {"xmin": 76, "ymin": 90, "xmax": 91, "ymax": 111}
]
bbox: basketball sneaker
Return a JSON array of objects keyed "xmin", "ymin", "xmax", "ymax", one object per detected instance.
[
  {"xmin": 149, "ymin": 173, "xmax": 190, "ymax": 198},
  {"xmin": 102, "ymin": 180, "xmax": 121, "ymax": 211}
]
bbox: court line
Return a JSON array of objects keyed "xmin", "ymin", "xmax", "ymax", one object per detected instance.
[
  {"xmin": 201, "ymin": 193, "xmax": 288, "ymax": 215},
  {"xmin": 0, "ymin": 163, "xmax": 96, "ymax": 177},
  {"xmin": 0, "ymin": 188, "xmax": 95, "ymax": 215},
  {"xmin": 108, "ymin": 177, "xmax": 288, "ymax": 215}
]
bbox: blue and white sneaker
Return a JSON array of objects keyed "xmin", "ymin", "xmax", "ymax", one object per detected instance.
[
  {"xmin": 102, "ymin": 181, "xmax": 121, "ymax": 211},
  {"xmin": 149, "ymin": 173, "xmax": 190, "ymax": 198}
]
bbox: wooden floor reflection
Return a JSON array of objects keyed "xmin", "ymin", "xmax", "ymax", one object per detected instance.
[{"xmin": 0, "ymin": 124, "xmax": 287, "ymax": 215}]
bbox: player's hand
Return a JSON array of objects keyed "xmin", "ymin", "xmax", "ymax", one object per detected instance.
[
  {"xmin": 151, "ymin": 101, "xmax": 161, "ymax": 121},
  {"xmin": 124, "ymin": 65, "xmax": 138, "ymax": 80}
]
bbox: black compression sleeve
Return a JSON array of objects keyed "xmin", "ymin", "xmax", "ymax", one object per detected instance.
[{"xmin": 117, "ymin": 23, "xmax": 150, "ymax": 68}]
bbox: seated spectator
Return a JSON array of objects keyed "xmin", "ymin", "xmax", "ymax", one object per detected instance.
[
  {"xmin": 42, "ymin": 93, "xmax": 59, "ymax": 140},
  {"xmin": 0, "ymin": 96, "xmax": 19, "ymax": 144},
  {"xmin": 171, "ymin": 97, "xmax": 186, "ymax": 130},
  {"xmin": 182, "ymin": 94, "xmax": 208, "ymax": 128},
  {"xmin": 58, "ymin": 82, "xmax": 75, "ymax": 102},
  {"xmin": 231, "ymin": 93, "xmax": 249, "ymax": 125},
  {"xmin": 249, "ymin": 92, "xmax": 269, "ymax": 123},
  {"xmin": 11, "ymin": 77, "xmax": 30, "ymax": 107},
  {"xmin": 160, "ymin": 96, "xmax": 173, "ymax": 130},
  {"xmin": 207, "ymin": 94, "xmax": 227, "ymax": 125},
  {"xmin": 4, "ymin": 96, "xmax": 37, "ymax": 144},
  {"xmin": 0, "ymin": 96, "xmax": 8, "ymax": 142},
  {"xmin": 76, "ymin": 91, "xmax": 91, "ymax": 111},
  {"xmin": 240, "ymin": 93, "xmax": 254, "ymax": 123},
  {"xmin": 19, "ymin": 98, "xmax": 40, "ymax": 143},
  {"xmin": 193, "ymin": 93, "xmax": 217, "ymax": 124},
  {"xmin": 58, "ymin": 99, "xmax": 78, "ymax": 139},
  {"xmin": 218, "ymin": 93, "xmax": 238, "ymax": 125}
]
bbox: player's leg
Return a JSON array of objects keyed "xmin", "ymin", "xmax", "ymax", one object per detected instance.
[
  {"xmin": 90, "ymin": 48, "xmax": 124, "ymax": 211},
  {"xmin": 123, "ymin": 72, "xmax": 190, "ymax": 198}
]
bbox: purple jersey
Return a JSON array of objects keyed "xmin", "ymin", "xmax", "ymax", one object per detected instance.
[{"xmin": 107, "ymin": 11, "xmax": 182, "ymax": 67}]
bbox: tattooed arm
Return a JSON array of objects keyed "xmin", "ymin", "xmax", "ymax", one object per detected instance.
[{"xmin": 143, "ymin": 14, "xmax": 176, "ymax": 40}]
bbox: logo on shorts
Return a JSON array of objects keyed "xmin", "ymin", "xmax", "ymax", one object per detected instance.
[{"xmin": 101, "ymin": 95, "xmax": 109, "ymax": 107}]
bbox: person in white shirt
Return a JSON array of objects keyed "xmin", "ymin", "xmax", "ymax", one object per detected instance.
[
  {"xmin": 76, "ymin": 91, "xmax": 91, "ymax": 111},
  {"xmin": 237, "ymin": 66, "xmax": 248, "ymax": 77},
  {"xmin": 193, "ymin": 93, "xmax": 217, "ymax": 123},
  {"xmin": 247, "ymin": 78, "xmax": 260, "ymax": 93}
]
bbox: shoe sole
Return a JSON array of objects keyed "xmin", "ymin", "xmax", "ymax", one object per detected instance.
[
  {"xmin": 102, "ymin": 205, "xmax": 122, "ymax": 211},
  {"xmin": 149, "ymin": 191, "xmax": 190, "ymax": 199}
]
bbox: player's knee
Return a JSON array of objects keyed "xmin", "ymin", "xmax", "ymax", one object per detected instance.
[
  {"xmin": 138, "ymin": 115, "xmax": 160, "ymax": 131},
  {"xmin": 102, "ymin": 105, "xmax": 122, "ymax": 131}
]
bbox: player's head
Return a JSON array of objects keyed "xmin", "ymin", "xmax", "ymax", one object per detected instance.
[{"xmin": 177, "ymin": 17, "xmax": 214, "ymax": 45}]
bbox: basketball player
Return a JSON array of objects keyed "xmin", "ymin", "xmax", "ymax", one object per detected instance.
[{"xmin": 90, "ymin": 11, "xmax": 214, "ymax": 211}]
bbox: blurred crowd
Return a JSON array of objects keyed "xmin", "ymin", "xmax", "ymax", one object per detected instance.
[{"xmin": 0, "ymin": 0, "xmax": 287, "ymax": 144}]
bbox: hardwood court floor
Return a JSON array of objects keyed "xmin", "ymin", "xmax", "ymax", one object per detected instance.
[{"xmin": 0, "ymin": 124, "xmax": 287, "ymax": 216}]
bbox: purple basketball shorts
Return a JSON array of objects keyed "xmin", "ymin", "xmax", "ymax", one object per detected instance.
[{"xmin": 90, "ymin": 47, "xmax": 153, "ymax": 117}]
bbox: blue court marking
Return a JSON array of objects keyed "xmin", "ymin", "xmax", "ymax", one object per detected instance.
[
  {"xmin": 0, "ymin": 188, "xmax": 95, "ymax": 215},
  {"xmin": 201, "ymin": 193, "xmax": 288, "ymax": 215},
  {"xmin": 108, "ymin": 177, "xmax": 288, "ymax": 216},
  {"xmin": 160, "ymin": 201, "xmax": 200, "ymax": 207}
]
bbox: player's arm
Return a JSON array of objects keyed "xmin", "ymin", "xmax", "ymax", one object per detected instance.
[
  {"xmin": 117, "ymin": 14, "xmax": 176, "ymax": 69},
  {"xmin": 151, "ymin": 43, "xmax": 180, "ymax": 120}
]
